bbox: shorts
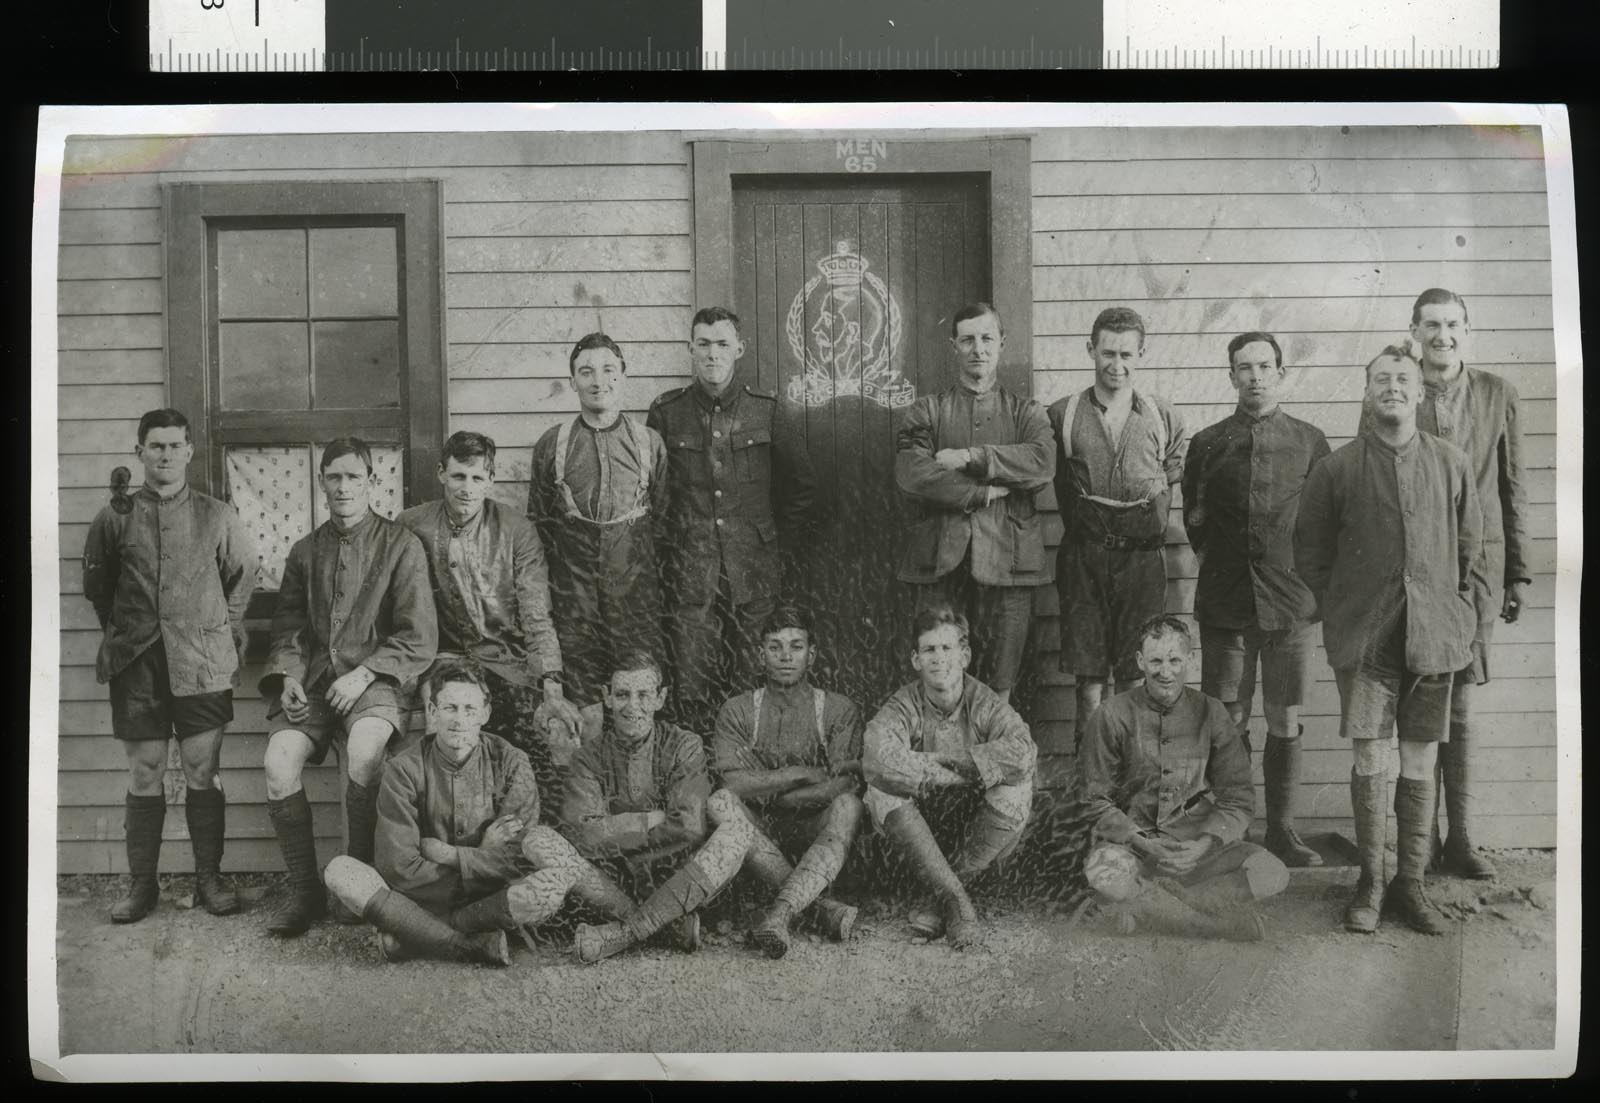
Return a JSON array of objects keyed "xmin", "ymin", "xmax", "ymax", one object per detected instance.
[
  {"xmin": 1055, "ymin": 539, "xmax": 1167, "ymax": 684},
  {"xmin": 1458, "ymin": 620, "xmax": 1492, "ymax": 685},
  {"xmin": 1334, "ymin": 668, "xmax": 1452, "ymax": 743},
  {"xmin": 266, "ymin": 677, "xmax": 408, "ymax": 766},
  {"xmin": 1200, "ymin": 622, "xmax": 1313, "ymax": 708},
  {"xmin": 109, "ymin": 642, "xmax": 233, "ymax": 742},
  {"xmin": 864, "ymin": 785, "xmax": 1028, "ymax": 879}
]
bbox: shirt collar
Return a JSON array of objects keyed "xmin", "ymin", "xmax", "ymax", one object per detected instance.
[
  {"xmin": 1133, "ymin": 682, "xmax": 1183, "ymax": 716},
  {"xmin": 443, "ymin": 499, "xmax": 487, "ymax": 536},
  {"xmin": 692, "ymin": 381, "xmax": 740, "ymax": 412},
  {"xmin": 918, "ymin": 676, "xmax": 972, "ymax": 719},
  {"xmin": 762, "ymin": 679, "xmax": 813, "ymax": 710},
  {"xmin": 578, "ymin": 413, "xmax": 629, "ymax": 434},
  {"xmin": 1087, "ymin": 387, "xmax": 1144, "ymax": 415},
  {"xmin": 1231, "ymin": 404, "xmax": 1284, "ymax": 426},
  {"xmin": 1425, "ymin": 362, "xmax": 1469, "ymax": 396},
  {"xmin": 324, "ymin": 509, "xmax": 379, "ymax": 540},
  {"xmin": 137, "ymin": 482, "xmax": 191, "ymax": 505},
  {"xmin": 1363, "ymin": 427, "xmax": 1421, "ymax": 458},
  {"xmin": 604, "ymin": 714, "xmax": 656, "ymax": 756},
  {"xmin": 428, "ymin": 736, "xmax": 483, "ymax": 775}
]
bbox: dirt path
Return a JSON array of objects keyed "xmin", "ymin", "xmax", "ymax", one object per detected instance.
[{"xmin": 52, "ymin": 853, "xmax": 1556, "ymax": 1055}]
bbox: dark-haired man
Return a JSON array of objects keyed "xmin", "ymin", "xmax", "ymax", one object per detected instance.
[
  {"xmin": 82, "ymin": 408, "xmax": 256, "ymax": 922},
  {"xmin": 529, "ymin": 333, "xmax": 669, "ymax": 708},
  {"xmin": 1049, "ymin": 307, "xmax": 1189, "ymax": 749},
  {"xmin": 1076, "ymin": 616, "xmax": 1288, "ymax": 941},
  {"xmin": 863, "ymin": 606, "xmax": 1038, "ymax": 949},
  {"xmin": 401, "ymin": 430, "xmax": 580, "ymax": 819},
  {"xmin": 261, "ymin": 437, "xmax": 438, "ymax": 936},
  {"xmin": 1357, "ymin": 289, "xmax": 1531, "ymax": 881},
  {"xmin": 714, "ymin": 605, "xmax": 863, "ymax": 957},
  {"xmin": 1182, "ymin": 332, "xmax": 1331, "ymax": 867},
  {"xmin": 1297, "ymin": 347, "xmax": 1488, "ymax": 935},
  {"xmin": 648, "ymin": 307, "xmax": 817, "ymax": 730},
  {"xmin": 894, "ymin": 302, "xmax": 1054, "ymax": 702}
]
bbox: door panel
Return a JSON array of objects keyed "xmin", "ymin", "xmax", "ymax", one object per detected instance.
[{"xmin": 734, "ymin": 175, "xmax": 990, "ymax": 713}]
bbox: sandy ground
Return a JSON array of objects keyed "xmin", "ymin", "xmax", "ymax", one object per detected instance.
[{"xmin": 50, "ymin": 852, "xmax": 1555, "ymax": 1056}]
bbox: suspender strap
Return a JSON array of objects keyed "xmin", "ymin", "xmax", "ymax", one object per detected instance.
[
  {"xmin": 1060, "ymin": 388, "xmax": 1169, "ymax": 511},
  {"xmin": 554, "ymin": 415, "xmax": 651, "ymax": 526}
]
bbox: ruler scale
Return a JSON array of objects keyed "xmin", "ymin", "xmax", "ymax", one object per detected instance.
[{"xmin": 150, "ymin": 0, "xmax": 1500, "ymax": 71}]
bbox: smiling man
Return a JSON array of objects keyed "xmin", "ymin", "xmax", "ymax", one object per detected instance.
[
  {"xmin": 529, "ymin": 334, "xmax": 669, "ymax": 709},
  {"xmin": 81, "ymin": 408, "xmax": 255, "ymax": 923},
  {"xmin": 894, "ymin": 302, "xmax": 1054, "ymax": 703},
  {"xmin": 1297, "ymin": 347, "xmax": 1488, "ymax": 935},
  {"xmin": 862, "ymin": 605, "xmax": 1038, "ymax": 949},
  {"xmin": 401, "ymin": 431, "xmax": 580, "ymax": 822},
  {"xmin": 1182, "ymin": 332, "xmax": 1331, "ymax": 868},
  {"xmin": 648, "ymin": 307, "xmax": 818, "ymax": 732},
  {"xmin": 1356, "ymin": 290, "xmax": 1531, "ymax": 881},
  {"xmin": 1075, "ymin": 616, "xmax": 1287, "ymax": 941},
  {"xmin": 260, "ymin": 437, "xmax": 438, "ymax": 937},
  {"xmin": 713, "ymin": 605, "xmax": 864, "ymax": 957},
  {"xmin": 1049, "ymin": 307, "xmax": 1189, "ymax": 750}
]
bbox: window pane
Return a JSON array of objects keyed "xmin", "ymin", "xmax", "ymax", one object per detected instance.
[
  {"xmin": 217, "ymin": 229, "xmax": 307, "ymax": 319},
  {"xmin": 219, "ymin": 322, "xmax": 310, "ymax": 410},
  {"xmin": 310, "ymin": 227, "xmax": 398, "ymax": 317},
  {"xmin": 225, "ymin": 446, "xmax": 314, "ymax": 593},
  {"xmin": 311, "ymin": 444, "xmax": 404, "ymax": 528},
  {"xmin": 312, "ymin": 320, "xmax": 399, "ymax": 408}
]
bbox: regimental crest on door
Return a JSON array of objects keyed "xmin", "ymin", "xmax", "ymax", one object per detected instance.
[{"xmin": 785, "ymin": 241, "xmax": 914, "ymax": 409}]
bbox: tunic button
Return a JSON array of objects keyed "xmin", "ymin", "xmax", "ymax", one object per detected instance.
[
  {"xmin": 713, "ymin": 430, "xmax": 722, "ymax": 439},
  {"xmin": 747, "ymin": 438, "xmax": 754, "ymax": 445},
  {"xmin": 714, "ymin": 489, "xmax": 723, "ymax": 498},
  {"xmin": 715, "ymin": 518, "xmax": 724, "ymax": 527},
  {"xmin": 1403, "ymin": 572, "xmax": 1413, "ymax": 583}
]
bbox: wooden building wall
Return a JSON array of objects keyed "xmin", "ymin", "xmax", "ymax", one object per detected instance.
[{"xmin": 55, "ymin": 124, "xmax": 1556, "ymax": 872}]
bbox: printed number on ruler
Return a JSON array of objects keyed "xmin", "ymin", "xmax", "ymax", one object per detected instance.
[{"xmin": 150, "ymin": 1, "xmax": 326, "ymax": 71}]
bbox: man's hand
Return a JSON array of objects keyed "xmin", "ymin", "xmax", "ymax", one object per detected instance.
[
  {"xmin": 789, "ymin": 765, "xmax": 831, "ymax": 787},
  {"xmin": 934, "ymin": 447, "xmax": 973, "ymax": 472},
  {"xmin": 644, "ymin": 810, "xmax": 669, "ymax": 831},
  {"xmin": 984, "ymin": 485, "xmax": 1011, "ymax": 508},
  {"xmin": 932, "ymin": 751, "xmax": 981, "ymax": 782},
  {"xmin": 326, "ymin": 666, "xmax": 375, "ymax": 716},
  {"xmin": 279, "ymin": 675, "xmax": 311, "ymax": 724},
  {"xmin": 542, "ymin": 679, "xmax": 583, "ymax": 728},
  {"xmin": 1151, "ymin": 837, "xmax": 1215, "ymax": 877},
  {"xmin": 419, "ymin": 837, "xmax": 459, "ymax": 868},
  {"xmin": 480, "ymin": 816, "xmax": 524, "ymax": 852},
  {"xmin": 1501, "ymin": 580, "xmax": 1528, "ymax": 624}
]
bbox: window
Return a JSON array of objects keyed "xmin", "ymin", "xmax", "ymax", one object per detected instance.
[{"xmin": 164, "ymin": 180, "xmax": 445, "ymax": 617}]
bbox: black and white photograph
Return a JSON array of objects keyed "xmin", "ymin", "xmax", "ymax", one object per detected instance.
[{"xmin": 27, "ymin": 101, "xmax": 1580, "ymax": 1078}]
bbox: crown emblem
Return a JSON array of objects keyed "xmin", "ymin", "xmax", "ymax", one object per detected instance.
[{"xmin": 785, "ymin": 241, "xmax": 914, "ymax": 410}]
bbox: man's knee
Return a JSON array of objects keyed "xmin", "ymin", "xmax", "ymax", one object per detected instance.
[
  {"xmin": 522, "ymin": 824, "xmax": 584, "ymax": 870},
  {"xmin": 345, "ymin": 718, "xmax": 397, "ymax": 785},
  {"xmin": 177, "ymin": 730, "xmax": 223, "ymax": 789},
  {"xmin": 1241, "ymin": 846, "xmax": 1290, "ymax": 901},
  {"xmin": 1084, "ymin": 842, "xmax": 1146, "ymax": 902},
  {"xmin": 263, "ymin": 732, "xmax": 311, "ymax": 796},
  {"xmin": 706, "ymin": 788, "xmax": 755, "ymax": 846},
  {"xmin": 324, "ymin": 854, "xmax": 386, "ymax": 912},
  {"xmin": 1351, "ymin": 738, "xmax": 1388, "ymax": 777},
  {"xmin": 1397, "ymin": 739, "xmax": 1438, "ymax": 780},
  {"xmin": 125, "ymin": 740, "xmax": 168, "ymax": 792},
  {"xmin": 826, "ymin": 790, "xmax": 864, "ymax": 833}
]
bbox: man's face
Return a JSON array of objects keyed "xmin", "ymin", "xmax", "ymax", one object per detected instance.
[
  {"xmin": 437, "ymin": 456, "xmax": 493, "ymax": 522},
  {"xmin": 429, "ymin": 680, "xmax": 489, "ymax": 763},
  {"xmin": 320, "ymin": 453, "xmax": 374, "ymax": 523},
  {"xmin": 1089, "ymin": 328, "xmax": 1143, "ymax": 394},
  {"xmin": 1410, "ymin": 301, "xmax": 1470, "ymax": 373},
  {"xmin": 1229, "ymin": 341, "xmax": 1286, "ymax": 415},
  {"xmin": 1135, "ymin": 632, "xmax": 1190, "ymax": 706},
  {"xmin": 572, "ymin": 345, "xmax": 625, "ymax": 416},
  {"xmin": 1366, "ymin": 356, "xmax": 1422, "ymax": 426},
  {"xmin": 688, "ymin": 320, "xmax": 744, "ymax": 396},
  {"xmin": 760, "ymin": 627, "xmax": 815, "ymax": 689},
  {"xmin": 950, "ymin": 312, "xmax": 1004, "ymax": 390},
  {"xmin": 604, "ymin": 668, "xmax": 667, "ymax": 742},
  {"xmin": 910, "ymin": 624, "xmax": 970, "ymax": 696},
  {"xmin": 135, "ymin": 426, "xmax": 193, "ymax": 489}
]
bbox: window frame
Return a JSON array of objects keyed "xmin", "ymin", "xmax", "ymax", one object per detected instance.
[{"xmin": 163, "ymin": 179, "xmax": 447, "ymax": 502}]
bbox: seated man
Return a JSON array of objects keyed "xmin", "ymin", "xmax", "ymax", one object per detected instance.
[
  {"xmin": 324, "ymin": 660, "xmax": 612, "ymax": 966},
  {"xmin": 560, "ymin": 651, "xmax": 782, "ymax": 964},
  {"xmin": 1076, "ymin": 615, "xmax": 1289, "ymax": 941},
  {"xmin": 261, "ymin": 437, "xmax": 437, "ymax": 936},
  {"xmin": 862, "ymin": 606, "xmax": 1038, "ymax": 949},
  {"xmin": 713, "ymin": 605, "xmax": 864, "ymax": 958}
]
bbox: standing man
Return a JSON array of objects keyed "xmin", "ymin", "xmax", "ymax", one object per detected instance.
[
  {"xmin": 1076, "ymin": 616, "xmax": 1288, "ymax": 941},
  {"xmin": 81, "ymin": 408, "xmax": 255, "ymax": 922},
  {"xmin": 713, "ymin": 605, "xmax": 864, "ymax": 957},
  {"xmin": 1049, "ymin": 307, "xmax": 1189, "ymax": 748},
  {"xmin": 1364, "ymin": 289, "xmax": 1530, "ymax": 880},
  {"xmin": 894, "ymin": 301, "xmax": 1054, "ymax": 702},
  {"xmin": 260, "ymin": 438, "xmax": 438, "ymax": 936},
  {"xmin": 528, "ymin": 333, "xmax": 669, "ymax": 708},
  {"xmin": 1182, "ymin": 332, "xmax": 1331, "ymax": 867},
  {"xmin": 648, "ymin": 307, "xmax": 817, "ymax": 732},
  {"xmin": 400, "ymin": 430, "xmax": 580, "ymax": 820},
  {"xmin": 1297, "ymin": 347, "xmax": 1488, "ymax": 935},
  {"xmin": 862, "ymin": 606, "xmax": 1038, "ymax": 949}
]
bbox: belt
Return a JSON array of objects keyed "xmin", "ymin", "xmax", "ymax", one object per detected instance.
[{"xmin": 1069, "ymin": 529, "xmax": 1165, "ymax": 552}]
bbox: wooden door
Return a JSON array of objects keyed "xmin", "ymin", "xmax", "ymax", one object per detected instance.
[{"xmin": 733, "ymin": 175, "xmax": 991, "ymax": 713}]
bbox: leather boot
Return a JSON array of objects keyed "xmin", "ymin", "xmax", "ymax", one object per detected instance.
[
  {"xmin": 1384, "ymin": 775, "xmax": 1450, "ymax": 935},
  {"xmin": 185, "ymin": 787, "xmax": 240, "ymax": 916},
  {"xmin": 364, "ymin": 887, "xmax": 510, "ymax": 966},
  {"xmin": 751, "ymin": 899, "xmax": 796, "ymax": 959},
  {"xmin": 112, "ymin": 793, "xmax": 165, "ymax": 923},
  {"xmin": 266, "ymin": 790, "xmax": 326, "ymax": 936},
  {"xmin": 1438, "ymin": 705, "xmax": 1497, "ymax": 880},
  {"xmin": 809, "ymin": 897, "xmax": 857, "ymax": 942},
  {"xmin": 1159, "ymin": 872, "xmax": 1269, "ymax": 942},
  {"xmin": 1262, "ymin": 733, "xmax": 1323, "ymax": 868},
  {"xmin": 449, "ymin": 889, "xmax": 516, "ymax": 934},
  {"xmin": 882, "ymin": 807, "xmax": 983, "ymax": 949},
  {"xmin": 1343, "ymin": 770, "xmax": 1387, "ymax": 933},
  {"xmin": 574, "ymin": 921, "xmax": 637, "ymax": 964},
  {"xmin": 330, "ymin": 780, "xmax": 378, "ymax": 924}
]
